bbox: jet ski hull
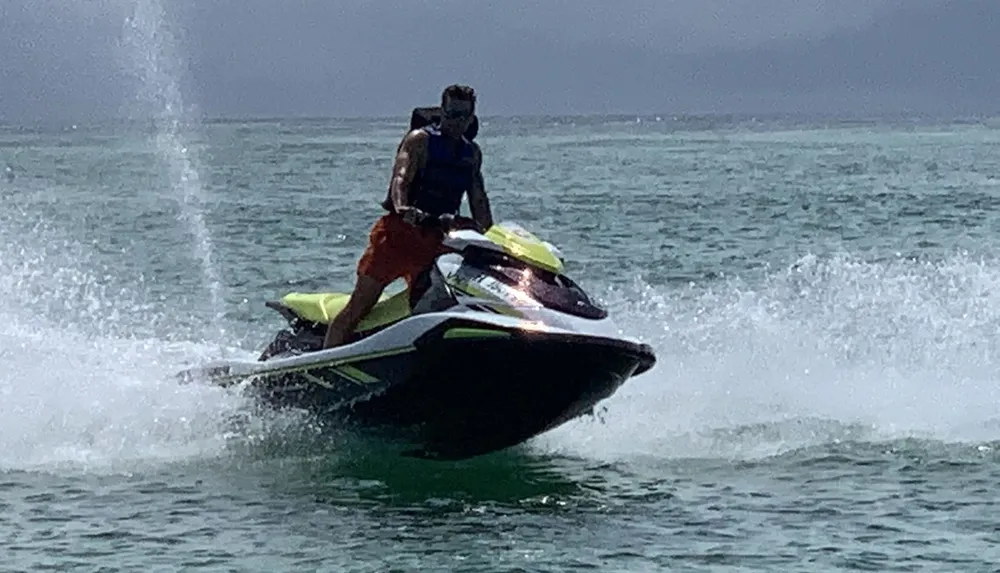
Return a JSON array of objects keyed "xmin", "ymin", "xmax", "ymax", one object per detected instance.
[
  {"xmin": 356, "ymin": 324, "xmax": 654, "ymax": 459},
  {"xmin": 186, "ymin": 318, "xmax": 654, "ymax": 460}
]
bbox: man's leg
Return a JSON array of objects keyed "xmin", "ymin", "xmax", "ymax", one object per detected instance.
[
  {"xmin": 322, "ymin": 273, "xmax": 385, "ymax": 349},
  {"xmin": 321, "ymin": 213, "xmax": 442, "ymax": 349},
  {"xmin": 323, "ymin": 214, "xmax": 399, "ymax": 349}
]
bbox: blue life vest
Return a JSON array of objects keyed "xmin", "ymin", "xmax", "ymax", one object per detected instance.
[{"xmin": 383, "ymin": 124, "xmax": 477, "ymax": 218}]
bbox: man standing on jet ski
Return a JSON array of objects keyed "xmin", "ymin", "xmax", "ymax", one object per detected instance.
[{"xmin": 323, "ymin": 84, "xmax": 495, "ymax": 349}]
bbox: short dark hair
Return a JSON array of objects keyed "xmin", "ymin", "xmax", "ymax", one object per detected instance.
[{"xmin": 442, "ymin": 84, "xmax": 476, "ymax": 107}]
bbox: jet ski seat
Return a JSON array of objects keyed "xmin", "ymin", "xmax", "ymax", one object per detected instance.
[{"xmin": 270, "ymin": 290, "xmax": 413, "ymax": 332}]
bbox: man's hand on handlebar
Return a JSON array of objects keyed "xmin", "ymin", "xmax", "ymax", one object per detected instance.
[
  {"xmin": 438, "ymin": 213, "xmax": 483, "ymax": 233},
  {"xmin": 398, "ymin": 206, "xmax": 430, "ymax": 226},
  {"xmin": 399, "ymin": 207, "xmax": 484, "ymax": 234}
]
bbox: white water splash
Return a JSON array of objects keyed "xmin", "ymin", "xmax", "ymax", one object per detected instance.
[
  {"xmin": 535, "ymin": 251, "xmax": 1000, "ymax": 461},
  {"xmin": 0, "ymin": 214, "xmax": 252, "ymax": 474}
]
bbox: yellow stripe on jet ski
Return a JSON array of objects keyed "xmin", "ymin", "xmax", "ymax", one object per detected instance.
[
  {"xmin": 210, "ymin": 346, "xmax": 413, "ymax": 385},
  {"xmin": 443, "ymin": 328, "xmax": 511, "ymax": 340},
  {"xmin": 335, "ymin": 364, "xmax": 380, "ymax": 384},
  {"xmin": 301, "ymin": 371, "xmax": 335, "ymax": 389}
]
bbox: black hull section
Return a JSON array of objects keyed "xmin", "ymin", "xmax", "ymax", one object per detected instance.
[
  {"xmin": 356, "ymin": 332, "xmax": 652, "ymax": 459},
  {"xmin": 240, "ymin": 323, "xmax": 655, "ymax": 460}
]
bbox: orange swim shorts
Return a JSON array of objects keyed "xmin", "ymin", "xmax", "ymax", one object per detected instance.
[{"xmin": 357, "ymin": 213, "xmax": 446, "ymax": 287}]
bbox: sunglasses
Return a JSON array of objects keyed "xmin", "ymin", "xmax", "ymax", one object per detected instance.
[{"xmin": 442, "ymin": 105, "xmax": 474, "ymax": 120}]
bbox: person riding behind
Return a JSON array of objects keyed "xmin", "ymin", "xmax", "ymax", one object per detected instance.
[{"xmin": 323, "ymin": 84, "xmax": 494, "ymax": 349}]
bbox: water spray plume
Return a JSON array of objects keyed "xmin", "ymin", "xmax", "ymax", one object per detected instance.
[{"xmin": 121, "ymin": 0, "xmax": 225, "ymax": 339}]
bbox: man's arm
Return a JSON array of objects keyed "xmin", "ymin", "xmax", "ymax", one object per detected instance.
[
  {"xmin": 390, "ymin": 129, "xmax": 428, "ymax": 212},
  {"xmin": 467, "ymin": 145, "xmax": 494, "ymax": 230}
]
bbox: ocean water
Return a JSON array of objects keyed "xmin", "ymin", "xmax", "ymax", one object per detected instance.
[{"xmin": 3, "ymin": 113, "xmax": 1000, "ymax": 571}]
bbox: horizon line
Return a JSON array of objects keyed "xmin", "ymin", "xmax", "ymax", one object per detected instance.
[{"xmin": 2, "ymin": 109, "xmax": 999, "ymax": 131}]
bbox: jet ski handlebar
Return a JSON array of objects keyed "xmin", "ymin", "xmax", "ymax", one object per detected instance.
[
  {"xmin": 403, "ymin": 208, "xmax": 483, "ymax": 233},
  {"xmin": 437, "ymin": 213, "xmax": 483, "ymax": 233}
]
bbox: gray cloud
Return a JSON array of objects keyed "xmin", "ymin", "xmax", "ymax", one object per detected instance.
[{"xmin": 1, "ymin": 0, "xmax": 987, "ymax": 123}]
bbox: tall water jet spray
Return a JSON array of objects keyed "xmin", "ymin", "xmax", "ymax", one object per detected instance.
[{"xmin": 121, "ymin": 0, "xmax": 225, "ymax": 337}]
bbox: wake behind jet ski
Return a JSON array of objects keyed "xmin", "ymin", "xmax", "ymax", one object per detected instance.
[{"xmin": 179, "ymin": 220, "xmax": 656, "ymax": 460}]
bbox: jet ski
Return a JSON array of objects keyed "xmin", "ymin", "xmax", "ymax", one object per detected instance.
[
  {"xmin": 179, "ymin": 220, "xmax": 656, "ymax": 459},
  {"xmin": 178, "ymin": 106, "xmax": 655, "ymax": 459}
]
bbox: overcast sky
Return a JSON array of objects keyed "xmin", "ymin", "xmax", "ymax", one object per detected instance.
[{"xmin": 1, "ymin": 0, "xmax": 994, "ymax": 123}]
